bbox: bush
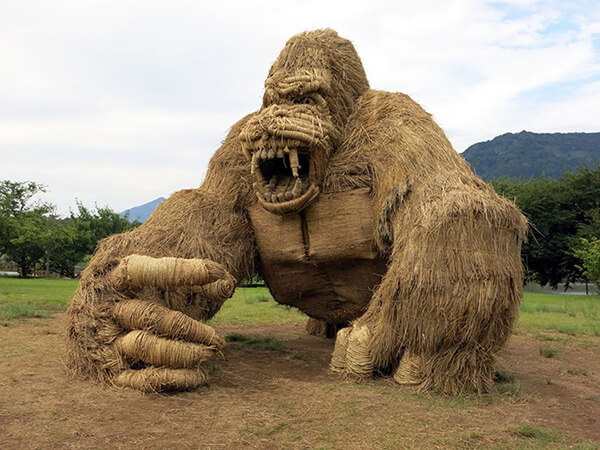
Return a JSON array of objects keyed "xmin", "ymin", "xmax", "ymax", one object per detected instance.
[{"xmin": 575, "ymin": 238, "xmax": 600, "ymax": 291}]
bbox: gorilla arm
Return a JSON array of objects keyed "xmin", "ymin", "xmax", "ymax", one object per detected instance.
[
  {"xmin": 332, "ymin": 91, "xmax": 527, "ymax": 393},
  {"xmin": 65, "ymin": 117, "xmax": 259, "ymax": 392}
]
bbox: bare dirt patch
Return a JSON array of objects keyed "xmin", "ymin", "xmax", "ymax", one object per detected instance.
[{"xmin": 1, "ymin": 315, "xmax": 598, "ymax": 448}]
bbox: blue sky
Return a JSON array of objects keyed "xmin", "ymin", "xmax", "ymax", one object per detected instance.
[{"xmin": 0, "ymin": 0, "xmax": 599, "ymax": 215}]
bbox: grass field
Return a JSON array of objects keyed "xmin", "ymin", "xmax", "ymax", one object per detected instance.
[
  {"xmin": 0, "ymin": 278, "xmax": 306, "ymax": 326},
  {"xmin": 1, "ymin": 278, "xmax": 599, "ymax": 336},
  {"xmin": 0, "ymin": 278, "xmax": 79, "ymax": 324},
  {"xmin": 517, "ymin": 292, "xmax": 600, "ymax": 336}
]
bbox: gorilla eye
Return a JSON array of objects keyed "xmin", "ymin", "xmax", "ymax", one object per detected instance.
[{"xmin": 292, "ymin": 96, "xmax": 315, "ymax": 105}]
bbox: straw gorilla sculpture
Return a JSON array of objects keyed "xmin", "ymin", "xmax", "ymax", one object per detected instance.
[{"xmin": 66, "ymin": 29, "xmax": 527, "ymax": 394}]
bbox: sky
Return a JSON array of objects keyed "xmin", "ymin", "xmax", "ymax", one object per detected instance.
[{"xmin": 1, "ymin": 0, "xmax": 599, "ymax": 216}]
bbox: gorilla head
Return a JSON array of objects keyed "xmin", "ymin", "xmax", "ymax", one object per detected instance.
[{"xmin": 240, "ymin": 29, "xmax": 369, "ymax": 214}]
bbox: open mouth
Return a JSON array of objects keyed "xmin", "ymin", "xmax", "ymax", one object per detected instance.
[
  {"xmin": 251, "ymin": 147, "xmax": 319, "ymax": 213},
  {"xmin": 253, "ymin": 147, "xmax": 309, "ymax": 201}
]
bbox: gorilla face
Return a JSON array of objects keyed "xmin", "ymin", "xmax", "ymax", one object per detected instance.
[
  {"xmin": 239, "ymin": 69, "xmax": 337, "ymax": 215},
  {"xmin": 239, "ymin": 29, "xmax": 369, "ymax": 215}
]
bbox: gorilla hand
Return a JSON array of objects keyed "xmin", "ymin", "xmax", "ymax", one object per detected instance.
[{"xmin": 105, "ymin": 255, "xmax": 235, "ymax": 392}]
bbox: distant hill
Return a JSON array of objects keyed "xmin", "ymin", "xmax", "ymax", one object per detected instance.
[
  {"xmin": 120, "ymin": 197, "xmax": 165, "ymax": 223},
  {"xmin": 462, "ymin": 131, "xmax": 600, "ymax": 180}
]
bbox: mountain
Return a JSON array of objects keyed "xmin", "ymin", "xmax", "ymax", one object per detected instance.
[
  {"xmin": 462, "ymin": 131, "xmax": 600, "ymax": 180},
  {"xmin": 120, "ymin": 197, "xmax": 165, "ymax": 223}
]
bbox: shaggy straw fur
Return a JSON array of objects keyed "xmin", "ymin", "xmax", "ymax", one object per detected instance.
[
  {"xmin": 66, "ymin": 28, "xmax": 526, "ymax": 394},
  {"xmin": 334, "ymin": 90, "xmax": 527, "ymax": 393},
  {"xmin": 65, "ymin": 116, "xmax": 256, "ymax": 389}
]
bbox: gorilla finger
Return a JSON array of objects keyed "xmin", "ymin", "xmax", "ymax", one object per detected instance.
[
  {"xmin": 113, "ymin": 367, "xmax": 208, "ymax": 392},
  {"xmin": 114, "ymin": 299, "xmax": 225, "ymax": 349},
  {"xmin": 190, "ymin": 273, "xmax": 236, "ymax": 305},
  {"xmin": 115, "ymin": 330, "xmax": 216, "ymax": 368},
  {"xmin": 111, "ymin": 255, "xmax": 235, "ymax": 290}
]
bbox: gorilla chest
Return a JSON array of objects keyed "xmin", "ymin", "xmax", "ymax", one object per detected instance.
[{"xmin": 248, "ymin": 188, "xmax": 387, "ymax": 323}]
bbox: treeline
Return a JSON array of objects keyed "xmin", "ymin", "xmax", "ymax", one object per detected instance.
[
  {"xmin": 491, "ymin": 164, "xmax": 600, "ymax": 290},
  {"xmin": 0, "ymin": 181, "xmax": 138, "ymax": 277}
]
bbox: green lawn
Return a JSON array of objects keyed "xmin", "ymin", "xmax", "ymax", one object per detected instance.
[
  {"xmin": 208, "ymin": 287, "xmax": 306, "ymax": 325},
  {"xmin": 0, "ymin": 278, "xmax": 306, "ymax": 325},
  {"xmin": 516, "ymin": 292, "xmax": 600, "ymax": 336},
  {"xmin": 0, "ymin": 277, "xmax": 79, "ymax": 323},
  {"xmin": 1, "ymin": 278, "xmax": 599, "ymax": 336}
]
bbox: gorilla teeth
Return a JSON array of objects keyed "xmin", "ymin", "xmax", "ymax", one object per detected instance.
[
  {"xmin": 251, "ymin": 152, "xmax": 260, "ymax": 175},
  {"xmin": 253, "ymin": 146, "xmax": 308, "ymax": 203},
  {"xmin": 258, "ymin": 178, "xmax": 308, "ymax": 203},
  {"xmin": 288, "ymin": 147, "xmax": 300, "ymax": 178},
  {"xmin": 292, "ymin": 178, "xmax": 304, "ymax": 197}
]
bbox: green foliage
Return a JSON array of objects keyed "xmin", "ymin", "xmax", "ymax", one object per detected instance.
[
  {"xmin": 463, "ymin": 130, "xmax": 600, "ymax": 180},
  {"xmin": 0, "ymin": 181, "xmax": 52, "ymax": 217},
  {"xmin": 566, "ymin": 367, "xmax": 589, "ymax": 376},
  {"xmin": 6, "ymin": 211, "xmax": 52, "ymax": 277},
  {"xmin": 493, "ymin": 369, "xmax": 521, "ymax": 395},
  {"xmin": 0, "ymin": 180, "xmax": 138, "ymax": 277},
  {"xmin": 45, "ymin": 202, "xmax": 138, "ymax": 277},
  {"xmin": 491, "ymin": 164, "xmax": 600, "ymax": 288},
  {"xmin": 575, "ymin": 238, "xmax": 600, "ymax": 290},
  {"xmin": 0, "ymin": 181, "xmax": 53, "ymax": 276},
  {"xmin": 493, "ymin": 369, "xmax": 515, "ymax": 384},
  {"xmin": 71, "ymin": 201, "xmax": 138, "ymax": 254},
  {"xmin": 43, "ymin": 216, "xmax": 88, "ymax": 278},
  {"xmin": 0, "ymin": 303, "xmax": 53, "ymax": 323}
]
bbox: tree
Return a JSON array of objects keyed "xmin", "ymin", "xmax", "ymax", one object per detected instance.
[
  {"xmin": 43, "ymin": 202, "xmax": 138, "ymax": 277},
  {"xmin": 575, "ymin": 238, "xmax": 600, "ymax": 291},
  {"xmin": 491, "ymin": 164, "xmax": 600, "ymax": 289},
  {"xmin": 43, "ymin": 215, "xmax": 87, "ymax": 278},
  {"xmin": 72, "ymin": 202, "xmax": 138, "ymax": 254},
  {"xmin": 0, "ymin": 181, "xmax": 53, "ymax": 276},
  {"xmin": 0, "ymin": 181, "xmax": 51, "ymax": 215},
  {"xmin": 1, "ymin": 180, "xmax": 139, "ymax": 277},
  {"xmin": 5, "ymin": 211, "xmax": 52, "ymax": 277}
]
